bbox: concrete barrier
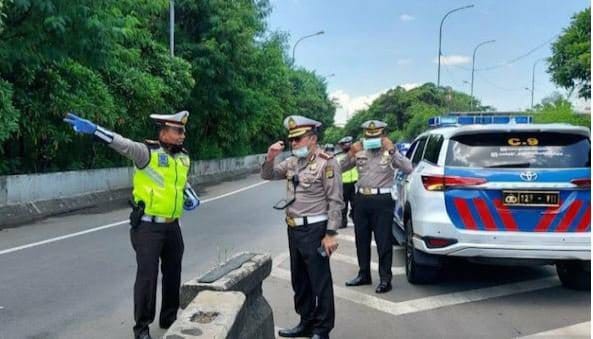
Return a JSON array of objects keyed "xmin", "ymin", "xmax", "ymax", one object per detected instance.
[
  {"xmin": 0, "ymin": 153, "xmax": 267, "ymax": 228},
  {"xmin": 165, "ymin": 252, "xmax": 274, "ymax": 339}
]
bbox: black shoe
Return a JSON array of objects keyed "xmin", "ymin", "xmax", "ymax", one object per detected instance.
[
  {"xmin": 345, "ymin": 275, "xmax": 372, "ymax": 286},
  {"xmin": 159, "ymin": 320, "xmax": 174, "ymax": 329},
  {"xmin": 135, "ymin": 332, "xmax": 152, "ymax": 339},
  {"xmin": 277, "ymin": 323, "xmax": 313, "ymax": 338},
  {"xmin": 312, "ymin": 334, "xmax": 329, "ymax": 339},
  {"xmin": 375, "ymin": 281, "xmax": 392, "ymax": 294}
]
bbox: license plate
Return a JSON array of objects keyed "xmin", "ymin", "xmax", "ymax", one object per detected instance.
[{"xmin": 502, "ymin": 190, "xmax": 560, "ymax": 207}]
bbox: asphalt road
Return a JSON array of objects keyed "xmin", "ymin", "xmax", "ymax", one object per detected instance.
[{"xmin": 0, "ymin": 174, "xmax": 589, "ymax": 339}]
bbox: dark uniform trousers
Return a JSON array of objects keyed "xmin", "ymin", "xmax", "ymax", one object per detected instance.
[
  {"xmin": 130, "ymin": 220, "xmax": 184, "ymax": 337},
  {"xmin": 353, "ymin": 193, "xmax": 395, "ymax": 282},
  {"xmin": 341, "ymin": 181, "xmax": 357, "ymax": 228},
  {"xmin": 287, "ymin": 221, "xmax": 335, "ymax": 335}
]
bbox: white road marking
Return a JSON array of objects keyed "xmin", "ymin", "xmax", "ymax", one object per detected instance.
[
  {"xmin": 271, "ymin": 266, "xmax": 559, "ymax": 317},
  {"xmin": 519, "ymin": 321, "xmax": 590, "ymax": 338},
  {"xmin": 330, "ymin": 253, "xmax": 405, "ymax": 275},
  {"xmin": 0, "ymin": 306, "xmax": 4, "ymax": 310},
  {"xmin": 0, "ymin": 180, "xmax": 270, "ymax": 256},
  {"xmin": 337, "ymin": 234, "xmax": 403, "ymax": 250}
]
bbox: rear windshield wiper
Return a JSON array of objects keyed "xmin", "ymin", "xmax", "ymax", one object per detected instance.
[{"xmin": 486, "ymin": 162, "xmax": 531, "ymax": 168}]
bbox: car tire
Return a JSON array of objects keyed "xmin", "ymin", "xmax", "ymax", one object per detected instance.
[
  {"xmin": 556, "ymin": 261, "xmax": 590, "ymax": 291},
  {"xmin": 405, "ymin": 218, "xmax": 439, "ymax": 284}
]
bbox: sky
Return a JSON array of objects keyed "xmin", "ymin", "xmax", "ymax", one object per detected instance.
[{"xmin": 266, "ymin": 0, "xmax": 590, "ymax": 125}]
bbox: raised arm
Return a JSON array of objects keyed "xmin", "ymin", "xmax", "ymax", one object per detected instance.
[
  {"xmin": 261, "ymin": 141, "xmax": 290, "ymax": 180},
  {"xmin": 64, "ymin": 112, "xmax": 149, "ymax": 168}
]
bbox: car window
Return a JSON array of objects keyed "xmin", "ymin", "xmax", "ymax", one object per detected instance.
[
  {"xmin": 423, "ymin": 134, "xmax": 444, "ymax": 164},
  {"xmin": 405, "ymin": 141, "xmax": 418, "ymax": 159},
  {"xmin": 446, "ymin": 132, "xmax": 591, "ymax": 168},
  {"xmin": 411, "ymin": 137, "xmax": 428, "ymax": 166}
]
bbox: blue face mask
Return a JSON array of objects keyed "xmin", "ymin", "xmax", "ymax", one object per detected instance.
[
  {"xmin": 292, "ymin": 146, "xmax": 310, "ymax": 158},
  {"xmin": 362, "ymin": 138, "xmax": 381, "ymax": 150}
]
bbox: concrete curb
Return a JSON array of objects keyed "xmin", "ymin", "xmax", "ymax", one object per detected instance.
[
  {"xmin": 167, "ymin": 252, "xmax": 274, "ymax": 339},
  {"xmin": 0, "ymin": 153, "xmax": 270, "ymax": 228}
]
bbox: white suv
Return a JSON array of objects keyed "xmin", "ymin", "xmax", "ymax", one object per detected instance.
[{"xmin": 392, "ymin": 115, "xmax": 591, "ymax": 289}]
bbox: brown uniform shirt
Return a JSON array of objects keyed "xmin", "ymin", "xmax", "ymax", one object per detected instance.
[
  {"xmin": 340, "ymin": 149, "xmax": 413, "ymax": 189},
  {"xmin": 261, "ymin": 147, "xmax": 345, "ymax": 231}
]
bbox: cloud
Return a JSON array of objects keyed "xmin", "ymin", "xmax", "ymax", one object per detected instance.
[
  {"xmin": 330, "ymin": 90, "xmax": 383, "ymax": 125},
  {"xmin": 433, "ymin": 55, "xmax": 471, "ymax": 65},
  {"xmin": 400, "ymin": 14, "xmax": 415, "ymax": 22},
  {"xmin": 330, "ymin": 84, "xmax": 422, "ymax": 125},
  {"xmin": 400, "ymin": 83, "xmax": 421, "ymax": 91},
  {"xmin": 397, "ymin": 58, "xmax": 413, "ymax": 65}
]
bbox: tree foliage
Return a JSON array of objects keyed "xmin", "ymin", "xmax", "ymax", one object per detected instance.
[
  {"xmin": 342, "ymin": 83, "xmax": 481, "ymax": 142},
  {"xmin": 0, "ymin": 0, "xmax": 335, "ymax": 174},
  {"xmin": 531, "ymin": 96, "xmax": 590, "ymax": 128},
  {"xmin": 548, "ymin": 7, "xmax": 591, "ymax": 99}
]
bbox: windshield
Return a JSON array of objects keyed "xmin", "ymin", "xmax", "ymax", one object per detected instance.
[{"xmin": 445, "ymin": 131, "xmax": 591, "ymax": 168}]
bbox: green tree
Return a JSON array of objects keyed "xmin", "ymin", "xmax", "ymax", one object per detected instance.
[
  {"xmin": 548, "ymin": 8, "xmax": 591, "ymax": 99},
  {"xmin": 322, "ymin": 126, "xmax": 345, "ymax": 144},
  {"xmin": 343, "ymin": 83, "xmax": 480, "ymax": 141},
  {"xmin": 532, "ymin": 96, "xmax": 590, "ymax": 128}
]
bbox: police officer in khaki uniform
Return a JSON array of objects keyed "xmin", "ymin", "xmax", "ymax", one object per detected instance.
[
  {"xmin": 64, "ymin": 111, "xmax": 200, "ymax": 339},
  {"xmin": 340, "ymin": 120, "xmax": 412, "ymax": 293},
  {"xmin": 262, "ymin": 115, "xmax": 344, "ymax": 339}
]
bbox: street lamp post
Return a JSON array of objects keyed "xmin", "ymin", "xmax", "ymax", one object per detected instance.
[
  {"xmin": 531, "ymin": 58, "xmax": 546, "ymax": 109},
  {"xmin": 470, "ymin": 39, "xmax": 495, "ymax": 110},
  {"xmin": 292, "ymin": 31, "xmax": 325, "ymax": 62},
  {"xmin": 170, "ymin": 0, "xmax": 174, "ymax": 57},
  {"xmin": 437, "ymin": 4, "xmax": 474, "ymax": 87}
]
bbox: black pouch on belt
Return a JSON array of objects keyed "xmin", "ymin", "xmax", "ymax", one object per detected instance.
[{"xmin": 128, "ymin": 200, "xmax": 145, "ymax": 229}]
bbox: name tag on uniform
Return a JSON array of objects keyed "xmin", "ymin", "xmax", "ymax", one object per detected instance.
[{"xmin": 158, "ymin": 153, "xmax": 169, "ymax": 167}]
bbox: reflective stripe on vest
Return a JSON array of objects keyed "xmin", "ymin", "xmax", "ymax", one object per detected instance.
[{"xmin": 133, "ymin": 147, "xmax": 190, "ymax": 218}]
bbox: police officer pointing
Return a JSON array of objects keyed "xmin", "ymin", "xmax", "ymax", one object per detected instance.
[
  {"xmin": 340, "ymin": 120, "xmax": 412, "ymax": 294},
  {"xmin": 262, "ymin": 115, "xmax": 344, "ymax": 339},
  {"xmin": 64, "ymin": 111, "xmax": 199, "ymax": 339}
]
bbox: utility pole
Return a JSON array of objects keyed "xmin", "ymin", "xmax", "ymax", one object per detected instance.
[
  {"xmin": 292, "ymin": 31, "xmax": 325, "ymax": 63},
  {"xmin": 531, "ymin": 58, "xmax": 546, "ymax": 109},
  {"xmin": 170, "ymin": 0, "xmax": 175, "ymax": 57},
  {"xmin": 437, "ymin": 4, "xmax": 474, "ymax": 87},
  {"xmin": 470, "ymin": 40, "xmax": 495, "ymax": 110}
]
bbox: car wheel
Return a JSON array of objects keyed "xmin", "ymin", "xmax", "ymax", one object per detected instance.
[
  {"xmin": 405, "ymin": 218, "xmax": 439, "ymax": 284},
  {"xmin": 556, "ymin": 261, "xmax": 590, "ymax": 291}
]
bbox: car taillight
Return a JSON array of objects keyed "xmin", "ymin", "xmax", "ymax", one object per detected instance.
[
  {"xmin": 571, "ymin": 178, "xmax": 591, "ymax": 188},
  {"xmin": 421, "ymin": 175, "xmax": 487, "ymax": 191},
  {"xmin": 423, "ymin": 236, "xmax": 458, "ymax": 249}
]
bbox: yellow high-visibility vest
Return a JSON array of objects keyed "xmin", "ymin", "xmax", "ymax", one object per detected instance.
[{"xmin": 133, "ymin": 146, "xmax": 190, "ymax": 218}]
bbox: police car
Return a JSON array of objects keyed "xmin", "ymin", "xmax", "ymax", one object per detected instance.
[{"xmin": 392, "ymin": 113, "xmax": 591, "ymax": 289}]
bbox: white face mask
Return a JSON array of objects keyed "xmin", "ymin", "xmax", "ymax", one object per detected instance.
[
  {"xmin": 362, "ymin": 137, "xmax": 382, "ymax": 150},
  {"xmin": 292, "ymin": 146, "xmax": 309, "ymax": 158}
]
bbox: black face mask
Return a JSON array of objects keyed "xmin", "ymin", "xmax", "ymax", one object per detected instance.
[{"xmin": 160, "ymin": 140, "xmax": 183, "ymax": 154}]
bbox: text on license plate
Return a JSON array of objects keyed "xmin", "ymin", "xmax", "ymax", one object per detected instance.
[{"xmin": 502, "ymin": 190, "xmax": 560, "ymax": 207}]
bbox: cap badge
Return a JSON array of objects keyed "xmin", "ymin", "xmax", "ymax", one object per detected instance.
[{"xmin": 288, "ymin": 117, "xmax": 297, "ymax": 129}]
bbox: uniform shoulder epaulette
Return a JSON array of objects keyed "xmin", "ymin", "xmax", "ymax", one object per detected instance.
[
  {"xmin": 318, "ymin": 151, "xmax": 333, "ymax": 160},
  {"xmin": 144, "ymin": 139, "xmax": 160, "ymax": 149}
]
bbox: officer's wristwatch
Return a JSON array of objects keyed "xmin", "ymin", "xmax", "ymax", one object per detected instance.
[{"xmin": 326, "ymin": 229, "xmax": 338, "ymax": 236}]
